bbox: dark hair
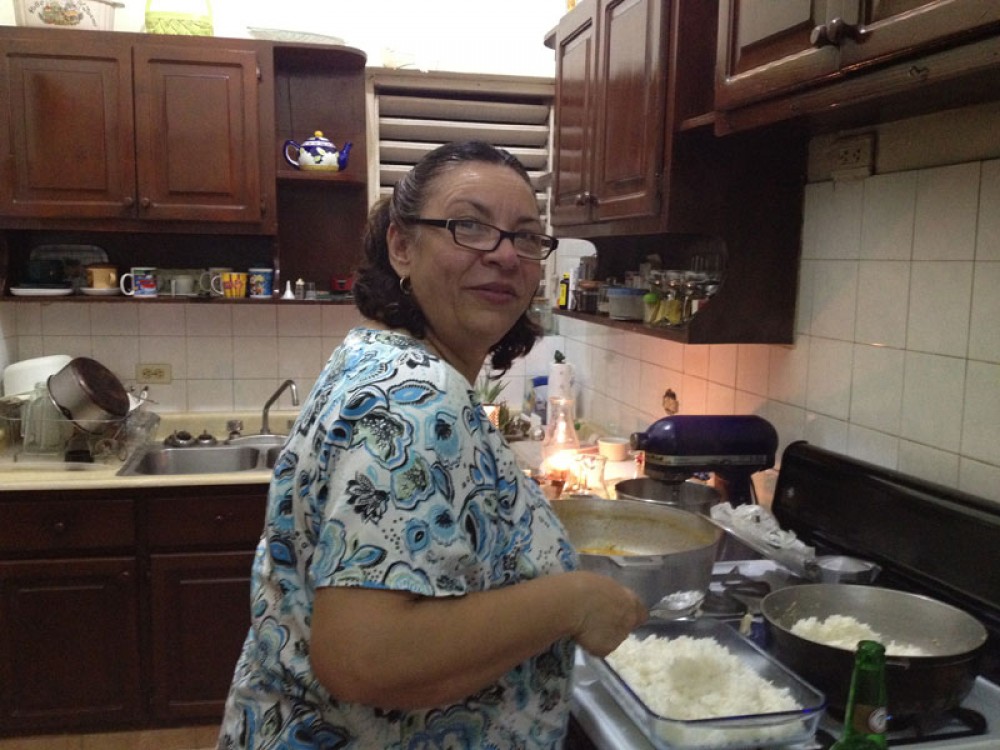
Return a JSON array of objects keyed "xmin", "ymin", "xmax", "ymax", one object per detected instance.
[{"xmin": 353, "ymin": 140, "xmax": 542, "ymax": 374}]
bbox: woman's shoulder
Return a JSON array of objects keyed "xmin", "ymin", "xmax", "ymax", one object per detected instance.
[{"xmin": 342, "ymin": 327, "xmax": 469, "ymax": 399}]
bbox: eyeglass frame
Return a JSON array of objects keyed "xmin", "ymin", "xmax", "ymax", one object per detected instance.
[{"xmin": 409, "ymin": 218, "xmax": 559, "ymax": 261}]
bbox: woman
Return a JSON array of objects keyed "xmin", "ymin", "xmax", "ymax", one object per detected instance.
[{"xmin": 218, "ymin": 140, "xmax": 647, "ymax": 749}]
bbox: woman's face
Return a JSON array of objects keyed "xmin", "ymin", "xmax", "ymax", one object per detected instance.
[{"xmin": 387, "ymin": 162, "xmax": 543, "ymax": 380}]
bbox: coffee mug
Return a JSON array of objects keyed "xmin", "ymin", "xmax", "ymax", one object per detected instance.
[
  {"xmin": 199, "ymin": 267, "xmax": 232, "ymax": 297},
  {"xmin": 170, "ymin": 274, "xmax": 196, "ymax": 296},
  {"xmin": 212, "ymin": 271, "xmax": 248, "ymax": 299},
  {"xmin": 120, "ymin": 267, "xmax": 159, "ymax": 298},
  {"xmin": 248, "ymin": 268, "xmax": 274, "ymax": 299},
  {"xmin": 86, "ymin": 264, "xmax": 118, "ymax": 290}
]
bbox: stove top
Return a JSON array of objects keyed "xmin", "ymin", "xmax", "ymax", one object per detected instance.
[{"xmin": 571, "ymin": 441, "xmax": 1000, "ymax": 749}]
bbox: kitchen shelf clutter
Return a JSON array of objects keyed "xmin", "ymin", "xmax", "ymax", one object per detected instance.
[
  {"xmin": 548, "ymin": 0, "xmax": 807, "ymax": 344},
  {"xmin": 0, "ymin": 26, "xmax": 369, "ymax": 300}
]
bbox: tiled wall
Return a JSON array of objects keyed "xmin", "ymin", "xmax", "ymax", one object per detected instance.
[
  {"xmin": 4, "ymin": 302, "xmax": 367, "ymax": 413},
  {"xmin": 550, "ymin": 158, "xmax": 1000, "ymax": 504}
]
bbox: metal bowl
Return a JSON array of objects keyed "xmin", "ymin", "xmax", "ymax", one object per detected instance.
[
  {"xmin": 553, "ymin": 495, "xmax": 722, "ymax": 609},
  {"xmin": 614, "ymin": 477, "xmax": 720, "ymax": 516}
]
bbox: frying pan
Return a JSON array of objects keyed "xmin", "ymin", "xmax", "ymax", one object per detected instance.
[{"xmin": 761, "ymin": 583, "xmax": 987, "ymax": 718}]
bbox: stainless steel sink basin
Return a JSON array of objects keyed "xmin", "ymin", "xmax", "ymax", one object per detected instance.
[
  {"xmin": 264, "ymin": 446, "xmax": 282, "ymax": 468},
  {"xmin": 119, "ymin": 444, "xmax": 264, "ymax": 476},
  {"xmin": 225, "ymin": 433, "xmax": 288, "ymax": 450}
]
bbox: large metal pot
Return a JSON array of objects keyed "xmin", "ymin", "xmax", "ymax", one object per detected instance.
[
  {"xmin": 761, "ymin": 584, "xmax": 988, "ymax": 718},
  {"xmin": 47, "ymin": 357, "xmax": 129, "ymax": 434},
  {"xmin": 552, "ymin": 495, "xmax": 722, "ymax": 610},
  {"xmin": 614, "ymin": 477, "xmax": 720, "ymax": 515}
]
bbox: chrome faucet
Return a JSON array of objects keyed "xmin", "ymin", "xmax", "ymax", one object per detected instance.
[{"xmin": 261, "ymin": 379, "xmax": 299, "ymax": 435}]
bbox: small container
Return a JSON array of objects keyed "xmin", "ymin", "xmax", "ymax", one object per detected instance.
[
  {"xmin": 588, "ymin": 619, "xmax": 826, "ymax": 750},
  {"xmin": 606, "ymin": 286, "xmax": 646, "ymax": 321},
  {"xmin": 573, "ymin": 289, "xmax": 599, "ymax": 314}
]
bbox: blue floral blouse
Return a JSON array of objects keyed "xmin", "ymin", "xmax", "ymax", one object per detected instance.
[{"xmin": 218, "ymin": 328, "xmax": 579, "ymax": 750}]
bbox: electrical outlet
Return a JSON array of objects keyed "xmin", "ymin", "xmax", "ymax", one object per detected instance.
[
  {"xmin": 830, "ymin": 133, "xmax": 875, "ymax": 180},
  {"xmin": 137, "ymin": 363, "xmax": 172, "ymax": 384}
]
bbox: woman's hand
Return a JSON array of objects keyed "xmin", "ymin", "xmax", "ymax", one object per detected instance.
[{"xmin": 566, "ymin": 571, "xmax": 648, "ymax": 657}]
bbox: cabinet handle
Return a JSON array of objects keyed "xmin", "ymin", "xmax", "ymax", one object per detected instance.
[
  {"xmin": 574, "ymin": 191, "xmax": 592, "ymax": 206},
  {"xmin": 140, "ymin": 197, "xmax": 152, "ymax": 209},
  {"xmin": 810, "ymin": 17, "xmax": 867, "ymax": 48},
  {"xmin": 214, "ymin": 514, "xmax": 228, "ymax": 524},
  {"xmin": 122, "ymin": 196, "xmax": 135, "ymax": 208},
  {"xmin": 52, "ymin": 521, "xmax": 67, "ymax": 534}
]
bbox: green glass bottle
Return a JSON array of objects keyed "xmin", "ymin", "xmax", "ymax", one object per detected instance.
[{"xmin": 831, "ymin": 640, "xmax": 889, "ymax": 750}]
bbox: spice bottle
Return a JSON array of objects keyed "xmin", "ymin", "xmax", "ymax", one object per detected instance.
[
  {"xmin": 557, "ymin": 273, "xmax": 570, "ymax": 309},
  {"xmin": 832, "ymin": 640, "xmax": 889, "ymax": 750}
]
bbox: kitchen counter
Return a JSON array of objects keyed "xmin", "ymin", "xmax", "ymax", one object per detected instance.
[{"xmin": 0, "ymin": 409, "xmax": 299, "ymax": 491}]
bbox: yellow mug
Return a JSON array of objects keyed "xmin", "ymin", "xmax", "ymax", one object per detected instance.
[{"xmin": 212, "ymin": 272, "xmax": 247, "ymax": 299}]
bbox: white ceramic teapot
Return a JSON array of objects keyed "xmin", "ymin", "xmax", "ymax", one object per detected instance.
[{"xmin": 283, "ymin": 130, "xmax": 352, "ymax": 171}]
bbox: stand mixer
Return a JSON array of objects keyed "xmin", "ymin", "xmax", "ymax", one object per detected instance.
[{"xmin": 630, "ymin": 415, "xmax": 778, "ymax": 506}]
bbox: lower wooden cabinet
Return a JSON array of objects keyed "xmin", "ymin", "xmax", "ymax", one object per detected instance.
[
  {"xmin": 149, "ymin": 551, "xmax": 254, "ymax": 721},
  {"xmin": 0, "ymin": 557, "xmax": 141, "ymax": 733},
  {"xmin": 0, "ymin": 485, "xmax": 265, "ymax": 737}
]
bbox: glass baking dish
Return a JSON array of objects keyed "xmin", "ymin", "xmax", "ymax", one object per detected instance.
[{"xmin": 585, "ymin": 618, "xmax": 826, "ymax": 750}]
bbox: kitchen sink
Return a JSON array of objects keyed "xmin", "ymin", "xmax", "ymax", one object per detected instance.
[
  {"xmin": 119, "ymin": 444, "xmax": 265, "ymax": 476},
  {"xmin": 225, "ymin": 433, "xmax": 288, "ymax": 450}
]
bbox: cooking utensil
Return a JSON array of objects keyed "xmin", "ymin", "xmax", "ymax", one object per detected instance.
[
  {"xmin": 47, "ymin": 357, "xmax": 129, "ymax": 434},
  {"xmin": 3, "ymin": 354, "xmax": 72, "ymax": 397},
  {"xmin": 552, "ymin": 495, "xmax": 722, "ymax": 610},
  {"xmin": 761, "ymin": 583, "xmax": 987, "ymax": 718},
  {"xmin": 614, "ymin": 477, "xmax": 720, "ymax": 516}
]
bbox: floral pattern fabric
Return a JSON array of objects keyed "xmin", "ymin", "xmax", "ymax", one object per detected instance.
[{"xmin": 218, "ymin": 327, "xmax": 578, "ymax": 750}]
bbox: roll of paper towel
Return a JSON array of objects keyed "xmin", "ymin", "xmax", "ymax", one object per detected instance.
[{"xmin": 548, "ymin": 362, "xmax": 575, "ymax": 401}]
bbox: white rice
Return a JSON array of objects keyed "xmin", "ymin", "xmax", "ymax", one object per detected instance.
[
  {"xmin": 606, "ymin": 633, "xmax": 805, "ymax": 747},
  {"xmin": 789, "ymin": 614, "xmax": 928, "ymax": 656}
]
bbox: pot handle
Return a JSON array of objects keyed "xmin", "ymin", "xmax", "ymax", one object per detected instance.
[{"xmin": 608, "ymin": 555, "xmax": 664, "ymax": 568}]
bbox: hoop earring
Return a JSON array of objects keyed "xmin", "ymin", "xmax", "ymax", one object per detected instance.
[{"xmin": 399, "ymin": 275, "xmax": 412, "ymax": 295}]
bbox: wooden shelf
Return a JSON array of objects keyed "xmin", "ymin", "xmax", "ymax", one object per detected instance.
[{"xmin": 554, "ymin": 308, "xmax": 694, "ymax": 343}]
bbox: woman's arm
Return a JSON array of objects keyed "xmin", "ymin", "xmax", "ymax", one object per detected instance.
[{"xmin": 310, "ymin": 570, "xmax": 646, "ymax": 710}]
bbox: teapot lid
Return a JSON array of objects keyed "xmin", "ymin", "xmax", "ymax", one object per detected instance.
[{"xmin": 304, "ymin": 130, "xmax": 334, "ymax": 146}]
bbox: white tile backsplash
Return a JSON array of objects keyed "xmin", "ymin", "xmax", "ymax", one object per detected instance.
[
  {"xmin": 905, "ymin": 261, "xmax": 973, "ymax": 357},
  {"xmin": 969, "ymin": 261, "xmax": 1000, "ymax": 363},
  {"xmin": 860, "ymin": 170, "xmax": 916, "ymax": 261},
  {"xmin": 854, "ymin": 260, "xmax": 909, "ymax": 347},
  {"xmin": 977, "ymin": 159, "xmax": 1000, "ymax": 261},
  {"xmin": 913, "ymin": 162, "xmax": 980, "ymax": 261}
]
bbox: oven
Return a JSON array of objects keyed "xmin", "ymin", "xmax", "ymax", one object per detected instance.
[{"xmin": 568, "ymin": 441, "xmax": 1000, "ymax": 749}]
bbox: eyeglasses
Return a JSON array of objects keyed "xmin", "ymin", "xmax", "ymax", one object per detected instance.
[{"xmin": 411, "ymin": 218, "xmax": 559, "ymax": 261}]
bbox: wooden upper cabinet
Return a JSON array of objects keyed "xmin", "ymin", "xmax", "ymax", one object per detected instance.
[
  {"xmin": 551, "ymin": 4, "xmax": 597, "ymax": 226},
  {"xmin": 551, "ymin": 0, "xmax": 666, "ymax": 228},
  {"xmin": 133, "ymin": 45, "xmax": 262, "ymax": 223},
  {"xmin": 717, "ymin": 0, "xmax": 1000, "ymax": 112},
  {"xmin": 0, "ymin": 35, "xmax": 136, "ymax": 219},
  {"xmin": 0, "ymin": 28, "xmax": 266, "ymax": 226}
]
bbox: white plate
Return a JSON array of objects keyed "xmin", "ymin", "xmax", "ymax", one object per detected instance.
[
  {"xmin": 80, "ymin": 287, "xmax": 121, "ymax": 297},
  {"xmin": 10, "ymin": 287, "xmax": 74, "ymax": 297},
  {"xmin": 247, "ymin": 27, "xmax": 345, "ymax": 45}
]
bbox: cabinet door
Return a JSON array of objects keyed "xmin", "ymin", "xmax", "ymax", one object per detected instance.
[
  {"xmin": 0, "ymin": 37, "xmax": 136, "ymax": 219},
  {"xmin": 149, "ymin": 551, "xmax": 254, "ymax": 721},
  {"xmin": 133, "ymin": 44, "xmax": 263, "ymax": 223},
  {"xmin": 590, "ymin": 0, "xmax": 666, "ymax": 222},
  {"xmin": 0, "ymin": 557, "xmax": 141, "ymax": 732},
  {"xmin": 551, "ymin": 1, "xmax": 599, "ymax": 226},
  {"xmin": 716, "ymin": 0, "xmax": 841, "ymax": 109},
  {"xmin": 839, "ymin": 0, "xmax": 1000, "ymax": 68}
]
